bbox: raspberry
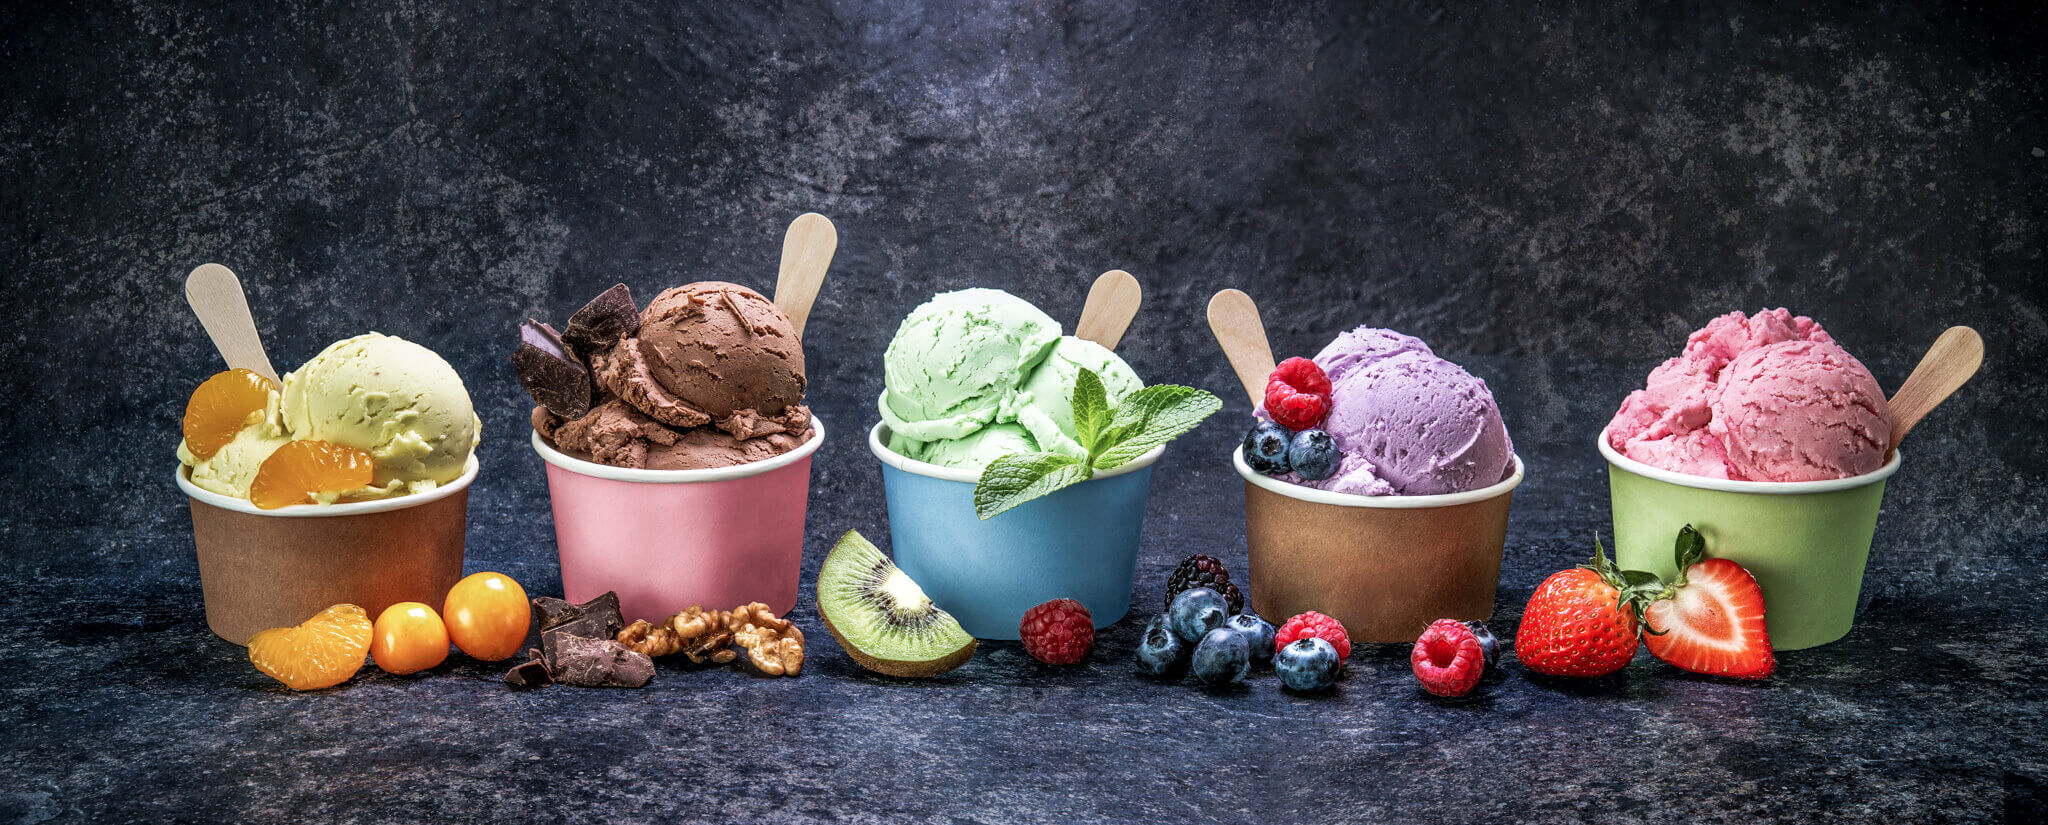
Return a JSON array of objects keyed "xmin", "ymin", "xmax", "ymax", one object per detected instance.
[
  {"xmin": 1264, "ymin": 357, "xmax": 1332, "ymax": 431},
  {"xmin": 1275, "ymin": 611, "xmax": 1350, "ymax": 660},
  {"xmin": 1270, "ymin": 356, "xmax": 1333, "ymax": 396},
  {"xmin": 1411, "ymin": 619, "xmax": 1485, "ymax": 697},
  {"xmin": 1019, "ymin": 599, "xmax": 1094, "ymax": 665}
]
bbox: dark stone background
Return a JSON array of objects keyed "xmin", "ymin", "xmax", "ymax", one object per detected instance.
[{"xmin": 2, "ymin": 1, "xmax": 2044, "ymax": 823}]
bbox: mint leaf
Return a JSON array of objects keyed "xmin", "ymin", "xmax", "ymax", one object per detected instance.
[
  {"xmin": 974, "ymin": 452, "xmax": 1094, "ymax": 520},
  {"xmin": 969, "ymin": 381, "xmax": 1218, "ymax": 518},
  {"xmin": 1070, "ymin": 367, "xmax": 1110, "ymax": 456},
  {"xmin": 1093, "ymin": 385, "xmax": 1222, "ymax": 469}
]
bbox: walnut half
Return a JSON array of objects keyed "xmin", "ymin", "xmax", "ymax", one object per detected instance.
[
  {"xmin": 669, "ymin": 606, "xmax": 738, "ymax": 665},
  {"xmin": 616, "ymin": 619, "xmax": 682, "ymax": 657},
  {"xmin": 726, "ymin": 602, "xmax": 804, "ymax": 677},
  {"xmin": 616, "ymin": 606, "xmax": 737, "ymax": 663}
]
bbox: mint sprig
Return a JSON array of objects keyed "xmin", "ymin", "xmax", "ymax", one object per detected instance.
[
  {"xmin": 973, "ymin": 453, "xmax": 1093, "ymax": 520},
  {"xmin": 972, "ymin": 367, "xmax": 1221, "ymax": 520}
]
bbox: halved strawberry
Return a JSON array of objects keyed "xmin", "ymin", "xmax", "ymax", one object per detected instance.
[{"xmin": 1639, "ymin": 526, "xmax": 1775, "ymax": 680}]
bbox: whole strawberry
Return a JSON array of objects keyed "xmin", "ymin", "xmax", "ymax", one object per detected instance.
[
  {"xmin": 1264, "ymin": 357, "xmax": 1332, "ymax": 431},
  {"xmin": 1019, "ymin": 598, "xmax": 1094, "ymax": 665},
  {"xmin": 1640, "ymin": 526, "xmax": 1775, "ymax": 680},
  {"xmin": 1516, "ymin": 539, "xmax": 1641, "ymax": 678},
  {"xmin": 1275, "ymin": 611, "xmax": 1351, "ymax": 661}
]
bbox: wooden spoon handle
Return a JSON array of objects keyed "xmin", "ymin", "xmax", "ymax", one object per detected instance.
[
  {"xmin": 1075, "ymin": 269, "xmax": 1142, "ymax": 350},
  {"xmin": 775, "ymin": 212, "xmax": 836, "ymax": 339},
  {"xmin": 1206, "ymin": 289, "xmax": 1275, "ymax": 406},
  {"xmin": 185, "ymin": 263, "xmax": 280, "ymax": 383},
  {"xmin": 1887, "ymin": 325, "xmax": 1984, "ymax": 458}
]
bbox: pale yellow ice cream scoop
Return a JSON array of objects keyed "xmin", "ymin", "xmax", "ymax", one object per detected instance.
[
  {"xmin": 176, "ymin": 389, "xmax": 290, "ymax": 498},
  {"xmin": 282, "ymin": 333, "xmax": 481, "ymax": 494}
]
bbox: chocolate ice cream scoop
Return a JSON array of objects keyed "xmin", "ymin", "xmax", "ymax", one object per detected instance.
[
  {"xmin": 537, "ymin": 399, "xmax": 805, "ymax": 471},
  {"xmin": 595, "ymin": 282, "xmax": 808, "ymax": 439}
]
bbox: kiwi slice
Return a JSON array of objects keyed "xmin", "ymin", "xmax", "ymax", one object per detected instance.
[{"xmin": 817, "ymin": 530, "xmax": 976, "ymax": 677}]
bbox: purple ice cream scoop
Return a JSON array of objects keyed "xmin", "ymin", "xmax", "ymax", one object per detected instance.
[
  {"xmin": 1269, "ymin": 326, "xmax": 1514, "ymax": 497},
  {"xmin": 1313, "ymin": 327, "xmax": 1434, "ymax": 385}
]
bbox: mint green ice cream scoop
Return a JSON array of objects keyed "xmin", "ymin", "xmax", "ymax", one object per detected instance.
[{"xmin": 878, "ymin": 288, "xmax": 1141, "ymax": 468}]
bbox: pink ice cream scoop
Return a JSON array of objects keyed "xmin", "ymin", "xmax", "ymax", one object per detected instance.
[
  {"xmin": 1606, "ymin": 309, "xmax": 1892, "ymax": 481},
  {"xmin": 1268, "ymin": 326, "xmax": 1515, "ymax": 496},
  {"xmin": 1718, "ymin": 339, "xmax": 1892, "ymax": 481}
]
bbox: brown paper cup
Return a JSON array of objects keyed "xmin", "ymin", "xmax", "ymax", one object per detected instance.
[
  {"xmin": 1237, "ymin": 449, "xmax": 1523, "ymax": 643},
  {"xmin": 177, "ymin": 458, "xmax": 476, "ymax": 645}
]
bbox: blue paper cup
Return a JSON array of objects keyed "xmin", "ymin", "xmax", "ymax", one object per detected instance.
[{"xmin": 869, "ymin": 422, "xmax": 1162, "ymax": 640}]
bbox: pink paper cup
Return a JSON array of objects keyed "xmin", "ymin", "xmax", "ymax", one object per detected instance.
[{"xmin": 530, "ymin": 417, "xmax": 824, "ymax": 623}]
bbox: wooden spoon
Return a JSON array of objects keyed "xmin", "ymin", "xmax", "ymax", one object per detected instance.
[
  {"xmin": 774, "ymin": 212, "xmax": 836, "ymax": 339},
  {"xmin": 1206, "ymin": 289, "xmax": 1276, "ymax": 406},
  {"xmin": 1075, "ymin": 269, "xmax": 1142, "ymax": 350},
  {"xmin": 1886, "ymin": 325, "xmax": 1984, "ymax": 460},
  {"xmin": 185, "ymin": 263, "xmax": 280, "ymax": 383}
]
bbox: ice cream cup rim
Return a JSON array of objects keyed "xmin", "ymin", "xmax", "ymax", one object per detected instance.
[
  {"xmin": 176, "ymin": 455, "xmax": 480, "ymax": 518},
  {"xmin": 1232, "ymin": 446, "xmax": 1524, "ymax": 509},
  {"xmin": 1596, "ymin": 428, "xmax": 1901, "ymax": 494},
  {"xmin": 867, "ymin": 421, "xmax": 1165, "ymax": 483},
  {"xmin": 530, "ymin": 415, "xmax": 826, "ymax": 483}
]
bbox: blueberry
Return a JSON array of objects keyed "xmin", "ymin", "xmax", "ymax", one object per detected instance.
[
  {"xmin": 1134, "ymin": 615, "xmax": 1187, "ymax": 678},
  {"xmin": 1167, "ymin": 587, "xmax": 1229, "ymax": 644},
  {"xmin": 1225, "ymin": 613, "xmax": 1275, "ymax": 665},
  {"xmin": 1243, "ymin": 422, "xmax": 1293, "ymax": 475},
  {"xmin": 1288, "ymin": 429, "xmax": 1339, "ymax": 480},
  {"xmin": 1276, "ymin": 637, "xmax": 1341, "ymax": 692},
  {"xmin": 1465, "ymin": 620, "xmax": 1500, "ymax": 672},
  {"xmin": 1190, "ymin": 627, "xmax": 1251, "ymax": 688}
]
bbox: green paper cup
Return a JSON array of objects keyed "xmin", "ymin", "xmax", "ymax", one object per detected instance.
[{"xmin": 1599, "ymin": 430, "xmax": 1902, "ymax": 651}]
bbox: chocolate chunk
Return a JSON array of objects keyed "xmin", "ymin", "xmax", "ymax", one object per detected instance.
[
  {"xmin": 513, "ymin": 320, "xmax": 594, "ymax": 419},
  {"xmin": 540, "ymin": 625, "xmax": 579, "ymax": 665},
  {"xmin": 533, "ymin": 592, "xmax": 624, "ymax": 637},
  {"xmin": 504, "ymin": 649, "xmax": 552, "ymax": 689},
  {"xmin": 561, "ymin": 604, "xmax": 624, "ymax": 640},
  {"xmin": 534, "ymin": 590, "xmax": 649, "ymax": 688},
  {"xmin": 564, "ymin": 283, "xmax": 639, "ymax": 354},
  {"xmin": 531, "ymin": 595, "xmax": 582, "ymax": 630},
  {"xmin": 547, "ymin": 634, "xmax": 654, "ymax": 688},
  {"xmin": 537, "ymin": 591, "xmax": 629, "ymax": 670}
]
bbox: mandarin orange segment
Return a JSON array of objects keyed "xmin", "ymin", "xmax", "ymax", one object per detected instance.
[
  {"xmin": 249, "ymin": 440, "xmax": 376, "ymax": 509},
  {"xmin": 181, "ymin": 368, "xmax": 278, "ymax": 460},
  {"xmin": 247, "ymin": 603, "xmax": 373, "ymax": 690}
]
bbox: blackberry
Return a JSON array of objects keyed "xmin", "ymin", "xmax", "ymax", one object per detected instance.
[{"xmin": 1164, "ymin": 554, "xmax": 1246, "ymax": 614}]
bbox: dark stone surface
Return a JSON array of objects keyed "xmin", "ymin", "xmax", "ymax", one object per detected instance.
[{"xmin": 2, "ymin": 1, "xmax": 2044, "ymax": 823}]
